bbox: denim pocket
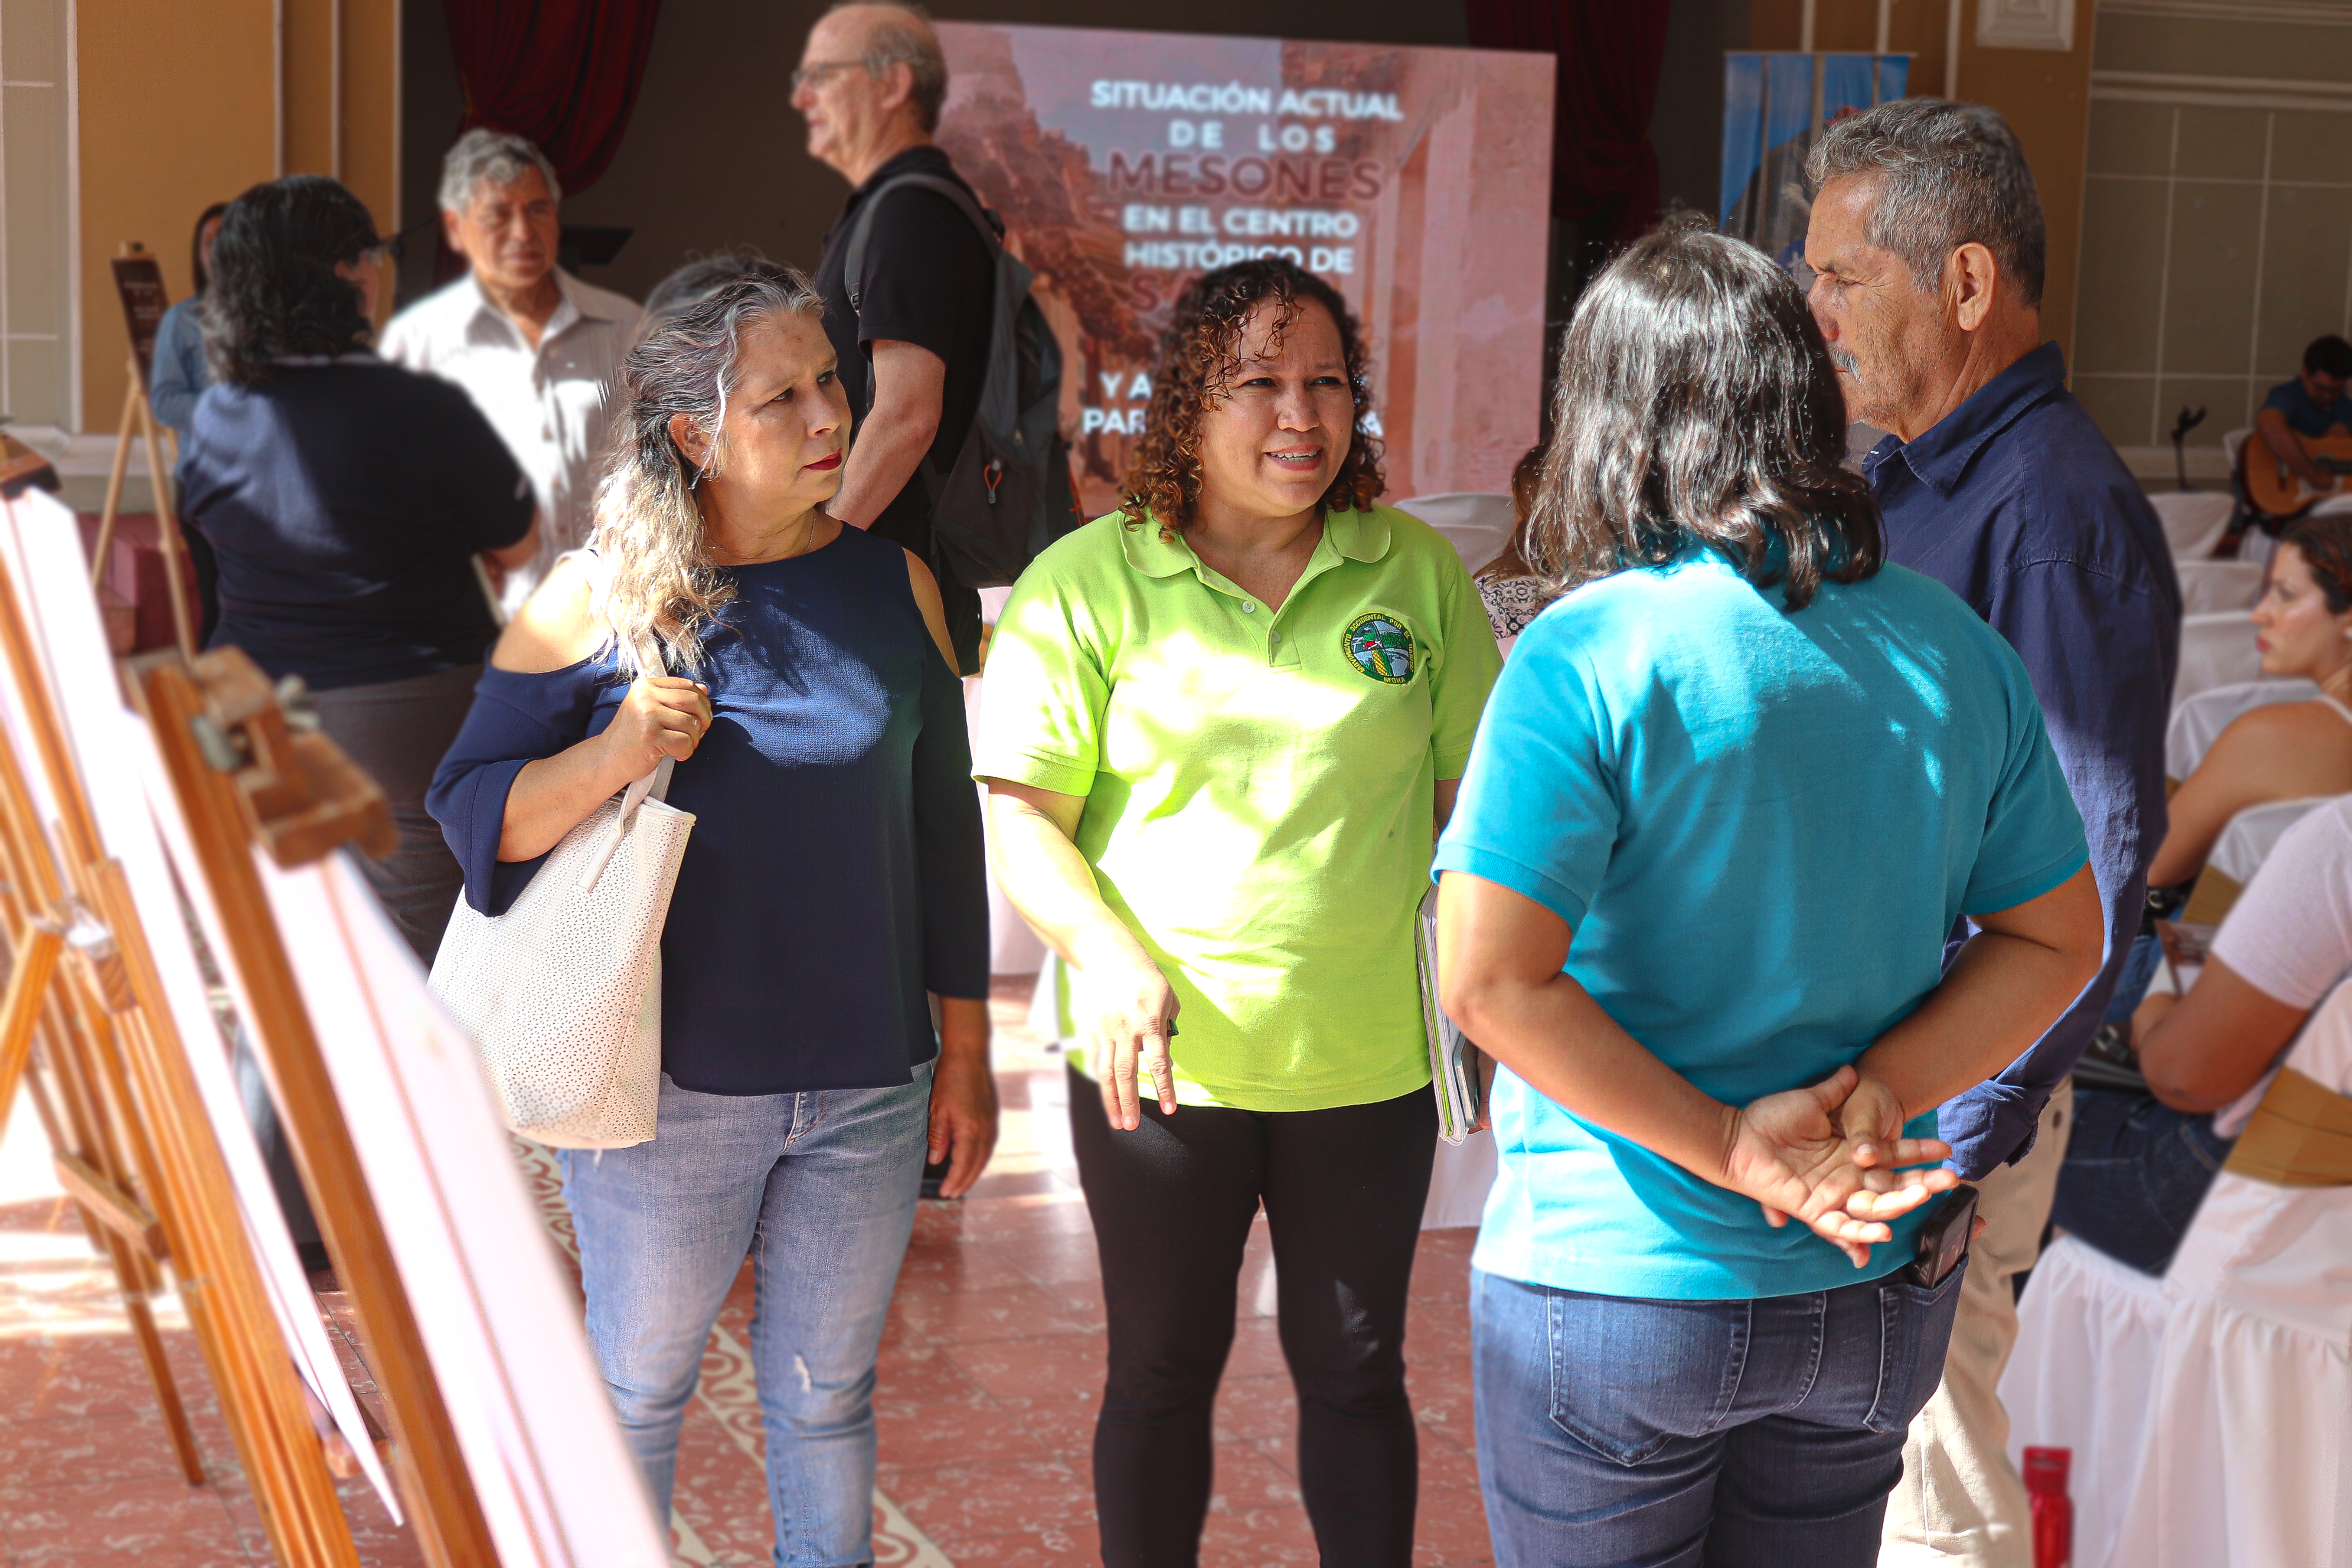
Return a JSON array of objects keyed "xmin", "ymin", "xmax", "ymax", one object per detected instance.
[
  {"xmin": 1544, "ymin": 1289, "xmax": 1752, "ymax": 1466},
  {"xmin": 1864, "ymin": 1255, "xmax": 1969, "ymax": 1435}
]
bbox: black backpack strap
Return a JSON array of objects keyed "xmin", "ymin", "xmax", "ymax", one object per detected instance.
[{"xmin": 842, "ymin": 172, "xmax": 1003, "ymax": 314}]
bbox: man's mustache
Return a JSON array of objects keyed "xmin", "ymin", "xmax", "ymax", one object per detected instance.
[{"xmin": 1827, "ymin": 344, "xmax": 1861, "ymax": 378}]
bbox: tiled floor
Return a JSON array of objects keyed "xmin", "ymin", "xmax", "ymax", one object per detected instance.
[
  {"xmin": 0, "ymin": 977, "xmax": 1493, "ymax": 1566},
  {"xmin": 0, "ymin": 1101, "xmax": 417, "ymax": 1568}
]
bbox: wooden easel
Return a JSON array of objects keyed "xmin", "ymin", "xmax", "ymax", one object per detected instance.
[
  {"xmin": 0, "ymin": 545, "xmax": 356, "ymax": 1560},
  {"xmin": 0, "ymin": 527, "xmax": 494, "ymax": 1564},
  {"xmin": 132, "ymin": 645, "xmax": 501, "ymax": 1568},
  {"xmin": 88, "ymin": 243, "xmax": 195, "ymax": 658}
]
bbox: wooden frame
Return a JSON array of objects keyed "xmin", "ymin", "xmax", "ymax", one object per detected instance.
[
  {"xmin": 0, "ymin": 478, "xmax": 667, "ymax": 1566},
  {"xmin": 0, "ymin": 533, "xmax": 355, "ymax": 1563},
  {"xmin": 90, "ymin": 244, "xmax": 195, "ymax": 658}
]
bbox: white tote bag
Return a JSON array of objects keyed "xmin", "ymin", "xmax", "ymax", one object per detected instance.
[{"xmin": 429, "ymin": 660, "xmax": 695, "ymax": 1149}]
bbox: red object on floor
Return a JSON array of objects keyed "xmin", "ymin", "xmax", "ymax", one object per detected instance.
[
  {"xmin": 74, "ymin": 512, "xmax": 197, "ymax": 654},
  {"xmin": 2024, "ymin": 1445, "xmax": 2073, "ymax": 1568}
]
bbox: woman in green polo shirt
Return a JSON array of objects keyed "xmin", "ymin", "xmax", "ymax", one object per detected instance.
[{"xmin": 974, "ymin": 258, "xmax": 1499, "ymax": 1568}]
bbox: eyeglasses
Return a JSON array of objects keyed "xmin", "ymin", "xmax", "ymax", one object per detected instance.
[{"xmin": 790, "ymin": 59, "xmax": 866, "ymax": 92}]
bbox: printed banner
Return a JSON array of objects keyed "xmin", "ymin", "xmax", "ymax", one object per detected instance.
[
  {"xmin": 1721, "ymin": 52, "xmax": 1911, "ymax": 270},
  {"xmin": 935, "ymin": 22, "xmax": 1554, "ymax": 516}
]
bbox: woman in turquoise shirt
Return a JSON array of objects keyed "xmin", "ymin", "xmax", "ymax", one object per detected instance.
[{"xmin": 1433, "ymin": 225, "xmax": 2105, "ymax": 1564}]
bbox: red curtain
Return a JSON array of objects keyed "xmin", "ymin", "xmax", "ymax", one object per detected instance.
[
  {"xmin": 442, "ymin": 0, "xmax": 665, "ymax": 198},
  {"xmin": 1466, "ymin": 0, "xmax": 1674, "ymax": 241}
]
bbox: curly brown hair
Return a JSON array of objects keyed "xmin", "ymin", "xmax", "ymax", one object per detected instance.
[{"xmin": 1119, "ymin": 258, "xmax": 1383, "ymax": 535}]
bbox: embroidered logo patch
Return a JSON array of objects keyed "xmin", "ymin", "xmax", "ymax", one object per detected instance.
[{"xmin": 1343, "ymin": 613, "xmax": 1416, "ymax": 684}]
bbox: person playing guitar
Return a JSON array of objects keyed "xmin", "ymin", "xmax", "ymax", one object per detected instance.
[{"xmin": 2244, "ymin": 334, "xmax": 2352, "ymax": 523}]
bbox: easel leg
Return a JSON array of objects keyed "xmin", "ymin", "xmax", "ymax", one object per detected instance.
[
  {"xmin": 37, "ymin": 1000, "xmax": 208, "ymax": 1485},
  {"xmin": 0, "ymin": 923, "xmax": 61, "ymax": 1117},
  {"xmin": 130, "ymin": 372, "xmax": 197, "ymax": 657},
  {"xmin": 121, "ymin": 1263, "xmax": 208, "ymax": 1482},
  {"xmin": 89, "ymin": 377, "xmax": 141, "ymax": 592}
]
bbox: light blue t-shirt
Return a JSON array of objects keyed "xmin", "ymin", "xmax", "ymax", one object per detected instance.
[{"xmin": 1433, "ymin": 551, "xmax": 2088, "ymax": 1300}]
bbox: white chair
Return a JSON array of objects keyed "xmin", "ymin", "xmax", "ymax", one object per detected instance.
[
  {"xmin": 2101, "ymin": 979, "xmax": 2352, "ymax": 1567},
  {"xmin": 2148, "ymin": 491, "xmax": 2235, "ymax": 560},
  {"xmin": 2182, "ymin": 795, "xmax": 2339, "ymax": 927},
  {"xmin": 2166, "ymin": 680, "xmax": 2320, "ymax": 782},
  {"xmin": 2175, "ymin": 559, "xmax": 2266, "ymax": 615},
  {"xmin": 1391, "ymin": 492, "xmax": 1514, "ymax": 576},
  {"xmin": 2222, "ymin": 427, "xmax": 2250, "ymax": 478},
  {"xmin": 2174, "ymin": 612, "xmax": 2263, "ymax": 708},
  {"xmin": 2002, "ymin": 1234, "xmax": 2174, "ymax": 1568}
]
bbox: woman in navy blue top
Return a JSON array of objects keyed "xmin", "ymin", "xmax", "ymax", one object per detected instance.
[
  {"xmin": 180, "ymin": 177, "xmax": 538, "ymax": 963},
  {"xmin": 426, "ymin": 262, "xmax": 991, "ymax": 1561}
]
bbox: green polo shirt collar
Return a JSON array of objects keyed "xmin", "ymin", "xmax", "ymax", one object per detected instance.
[{"xmin": 1116, "ymin": 507, "xmax": 1394, "ymax": 584}]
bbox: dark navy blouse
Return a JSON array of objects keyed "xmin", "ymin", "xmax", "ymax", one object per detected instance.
[
  {"xmin": 179, "ymin": 357, "xmax": 533, "ymax": 690},
  {"xmin": 426, "ymin": 524, "xmax": 989, "ymax": 1095}
]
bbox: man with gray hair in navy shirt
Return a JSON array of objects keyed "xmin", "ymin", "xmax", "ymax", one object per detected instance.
[{"xmin": 1804, "ymin": 101, "xmax": 2179, "ymax": 1568}]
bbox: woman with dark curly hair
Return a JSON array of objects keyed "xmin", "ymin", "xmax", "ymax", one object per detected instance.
[
  {"xmin": 974, "ymin": 257, "xmax": 1500, "ymax": 1567},
  {"xmin": 179, "ymin": 176, "xmax": 539, "ymax": 960}
]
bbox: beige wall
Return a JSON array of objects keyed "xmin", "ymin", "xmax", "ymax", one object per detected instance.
[
  {"xmin": 2070, "ymin": 2, "xmax": 2352, "ymax": 468},
  {"xmin": 71, "ymin": 0, "xmax": 398, "ymax": 433},
  {"xmin": 2, "ymin": 0, "xmax": 74, "ymax": 427},
  {"xmin": 1749, "ymin": 0, "xmax": 2097, "ymax": 365}
]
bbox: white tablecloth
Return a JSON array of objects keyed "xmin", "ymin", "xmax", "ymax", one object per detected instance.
[
  {"xmin": 2003, "ymin": 1235, "xmax": 2173, "ymax": 1568},
  {"xmin": 2105, "ymin": 982, "xmax": 2352, "ymax": 1566}
]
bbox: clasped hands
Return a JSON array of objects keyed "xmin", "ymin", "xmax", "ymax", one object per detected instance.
[{"xmin": 1716, "ymin": 1064, "xmax": 1955, "ymax": 1268}]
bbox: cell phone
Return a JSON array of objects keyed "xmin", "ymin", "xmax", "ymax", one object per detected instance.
[{"xmin": 1900, "ymin": 1183, "xmax": 1979, "ymax": 1289}]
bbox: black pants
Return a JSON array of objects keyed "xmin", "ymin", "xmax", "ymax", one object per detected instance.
[
  {"xmin": 1068, "ymin": 1064, "xmax": 1438, "ymax": 1567},
  {"xmin": 308, "ymin": 662, "xmax": 478, "ymax": 965}
]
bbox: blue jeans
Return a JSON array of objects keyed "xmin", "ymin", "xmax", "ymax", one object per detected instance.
[
  {"xmin": 1471, "ymin": 1259, "xmax": 1968, "ymax": 1567},
  {"xmin": 2103, "ymin": 931, "xmax": 2164, "ymax": 1023},
  {"xmin": 2049, "ymin": 1083, "xmax": 2235, "ymax": 1275},
  {"xmin": 559, "ymin": 1061, "xmax": 933, "ymax": 1567}
]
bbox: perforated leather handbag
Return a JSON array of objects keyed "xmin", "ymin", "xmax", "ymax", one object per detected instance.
[{"xmin": 429, "ymin": 641, "xmax": 695, "ymax": 1149}]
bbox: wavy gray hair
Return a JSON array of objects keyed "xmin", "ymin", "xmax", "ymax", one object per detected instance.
[
  {"xmin": 591, "ymin": 261, "xmax": 827, "ymax": 672},
  {"xmin": 829, "ymin": 2, "xmax": 948, "ymax": 132},
  {"xmin": 1805, "ymin": 99, "xmax": 2046, "ymax": 309},
  {"xmin": 438, "ymin": 128, "xmax": 563, "ymax": 215}
]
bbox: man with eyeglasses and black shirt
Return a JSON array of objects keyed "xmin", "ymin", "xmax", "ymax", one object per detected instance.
[{"xmin": 796, "ymin": 2, "xmax": 991, "ymax": 668}]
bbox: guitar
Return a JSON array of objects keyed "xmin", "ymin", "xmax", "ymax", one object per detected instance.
[{"xmin": 2239, "ymin": 427, "xmax": 2352, "ymax": 520}]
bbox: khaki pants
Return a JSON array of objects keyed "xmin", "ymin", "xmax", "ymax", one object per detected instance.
[{"xmin": 1880, "ymin": 1080, "xmax": 2073, "ymax": 1568}]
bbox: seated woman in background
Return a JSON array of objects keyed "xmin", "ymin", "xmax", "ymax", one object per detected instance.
[
  {"xmin": 1474, "ymin": 443, "xmax": 1550, "ymax": 645},
  {"xmin": 2053, "ymin": 792, "xmax": 2352, "ymax": 1273},
  {"xmin": 2147, "ymin": 514, "xmax": 2352, "ymax": 893},
  {"xmin": 1433, "ymin": 224, "xmax": 2104, "ymax": 1565},
  {"xmin": 179, "ymin": 175, "xmax": 539, "ymax": 962},
  {"xmin": 427, "ymin": 262, "xmax": 993, "ymax": 1566}
]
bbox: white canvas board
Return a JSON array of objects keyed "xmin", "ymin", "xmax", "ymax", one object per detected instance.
[
  {"xmin": 0, "ymin": 490, "xmax": 394, "ymax": 1506},
  {"xmin": 249, "ymin": 850, "xmax": 668, "ymax": 1567}
]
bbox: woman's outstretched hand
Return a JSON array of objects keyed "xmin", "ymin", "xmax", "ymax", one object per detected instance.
[{"xmin": 1717, "ymin": 1064, "xmax": 1956, "ymax": 1268}]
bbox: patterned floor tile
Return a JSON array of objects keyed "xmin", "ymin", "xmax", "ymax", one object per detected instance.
[
  {"xmin": 873, "ymin": 1458, "xmax": 1095, "ymax": 1549},
  {"xmin": 891, "ymin": 1282, "xmax": 1104, "ymax": 1345},
  {"xmin": 0, "ymin": 974, "xmax": 1496, "ymax": 1567},
  {"xmin": 877, "ymin": 1387, "xmax": 1051, "ymax": 1469},
  {"xmin": 0, "ymin": 1475, "xmax": 248, "ymax": 1562}
]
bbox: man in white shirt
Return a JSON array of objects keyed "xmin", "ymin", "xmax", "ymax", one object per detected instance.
[{"xmin": 380, "ymin": 129, "xmax": 636, "ymax": 611}]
